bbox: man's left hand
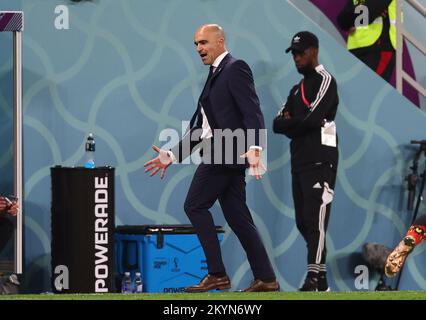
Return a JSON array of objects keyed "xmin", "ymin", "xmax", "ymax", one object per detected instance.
[
  {"xmin": 240, "ymin": 149, "xmax": 266, "ymax": 180},
  {"xmin": 0, "ymin": 197, "xmax": 18, "ymax": 216}
]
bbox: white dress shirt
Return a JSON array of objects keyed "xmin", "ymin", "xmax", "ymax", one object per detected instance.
[{"xmin": 200, "ymin": 51, "xmax": 228, "ymax": 139}]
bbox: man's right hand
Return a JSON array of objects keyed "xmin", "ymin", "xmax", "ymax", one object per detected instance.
[
  {"xmin": 0, "ymin": 197, "xmax": 18, "ymax": 216},
  {"xmin": 143, "ymin": 145, "xmax": 172, "ymax": 179}
]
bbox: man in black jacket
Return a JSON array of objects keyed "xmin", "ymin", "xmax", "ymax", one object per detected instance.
[{"xmin": 273, "ymin": 31, "xmax": 339, "ymax": 291}]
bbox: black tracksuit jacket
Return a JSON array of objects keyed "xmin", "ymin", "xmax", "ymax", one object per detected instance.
[{"xmin": 273, "ymin": 64, "xmax": 339, "ymax": 173}]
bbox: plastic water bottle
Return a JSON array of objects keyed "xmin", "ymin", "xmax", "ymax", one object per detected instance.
[
  {"xmin": 84, "ymin": 133, "xmax": 95, "ymax": 168},
  {"xmin": 121, "ymin": 272, "xmax": 132, "ymax": 294},
  {"xmin": 133, "ymin": 272, "xmax": 143, "ymax": 293}
]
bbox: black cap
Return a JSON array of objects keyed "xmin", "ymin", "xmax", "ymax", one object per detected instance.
[{"xmin": 285, "ymin": 31, "xmax": 319, "ymax": 53}]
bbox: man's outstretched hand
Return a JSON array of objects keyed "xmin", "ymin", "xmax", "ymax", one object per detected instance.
[
  {"xmin": 144, "ymin": 145, "xmax": 172, "ymax": 179},
  {"xmin": 240, "ymin": 148, "xmax": 266, "ymax": 180}
]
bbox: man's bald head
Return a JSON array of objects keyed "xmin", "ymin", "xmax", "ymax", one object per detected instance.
[
  {"xmin": 196, "ymin": 24, "xmax": 225, "ymax": 41},
  {"xmin": 194, "ymin": 24, "xmax": 227, "ymax": 65}
]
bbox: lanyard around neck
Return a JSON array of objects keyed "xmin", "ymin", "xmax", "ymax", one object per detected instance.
[{"xmin": 300, "ymin": 80, "xmax": 310, "ymax": 108}]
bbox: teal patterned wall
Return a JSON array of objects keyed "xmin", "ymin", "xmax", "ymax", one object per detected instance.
[{"xmin": 0, "ymin": 0, "xmax": 425, "ymax": 292}]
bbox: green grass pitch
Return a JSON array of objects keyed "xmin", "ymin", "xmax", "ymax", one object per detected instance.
[{"xmin": 0, "ymin": 291, "xmax": 425, "ymax": 300}]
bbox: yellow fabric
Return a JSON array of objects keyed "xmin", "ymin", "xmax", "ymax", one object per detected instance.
[
  {"xmin": 347, "ymin": 0, "xmax": 396, "ymax": 50},
  {"xmin": 388, "ymin": 0, "xmax": 396, "ymax": 49}
]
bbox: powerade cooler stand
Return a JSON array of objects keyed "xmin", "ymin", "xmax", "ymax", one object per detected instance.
[{"xmin": 51, "ymin": 166, "xmax": 115, "ymax": 293}]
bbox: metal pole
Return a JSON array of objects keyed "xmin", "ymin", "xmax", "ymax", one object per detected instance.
[
  {"xmin": 407, "ymin": 0, "xmax": 426, "ymax": 17},
  {"xmin": 13, "ymin": 30, "xmax": 23, "ymax": 274},
  {"xmin": 396, "ymin": 0, "xmax": 404, "ymax": 94},
  {"xmin": 402, "ymin": 71, "xmax": 426, "ymax": 98},
  {"xmin": 395, "ymin": 148, "xmax": 426, "ymax": 290},
  {"xmin": 403, "ymin": 30, "xmax": 426, "ymax": 55}
]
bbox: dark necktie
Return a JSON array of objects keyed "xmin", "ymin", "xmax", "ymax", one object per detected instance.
[
  {"xmin": 208, "ymin": 65, "xmax": 214, "ymax": 80},
  {"xmin": 188, "ymin": 65, "xmax": 216, "ymax": 130},
  {"xmin": 202, "ymin": 65, "xmax": 215, "ymax": 93}
]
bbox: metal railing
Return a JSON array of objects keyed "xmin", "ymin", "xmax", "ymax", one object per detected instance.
[
  {"xmin": 396, "ymin": 0, "xmax": 426, "ymax": 99},
  {"xmin": 0, "ymin": 11, "xmax": 24, "ymax": 274}
]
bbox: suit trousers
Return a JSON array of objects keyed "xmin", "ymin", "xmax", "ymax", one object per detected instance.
[{"xmin": 184, "ymin": 163, "xmax": 275, "ymax": 280}]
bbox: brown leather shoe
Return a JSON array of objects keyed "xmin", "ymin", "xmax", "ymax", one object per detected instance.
[
  {"xmin": 243, "ymin": 279, "xmax": 280, "ymax": 292},
  {"xmin": 184, "ymin": 274, "xmax": 231, "ymax": 293}
]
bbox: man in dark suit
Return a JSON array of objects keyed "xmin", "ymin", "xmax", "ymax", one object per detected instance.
[{"xmin": 144, "ymin": 24, "xmax": 279, "ymax": 293}]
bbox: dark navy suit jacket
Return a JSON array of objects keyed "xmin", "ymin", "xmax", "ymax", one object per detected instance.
[{"xmin": 171, "ymin": 54, "xmax": 265, "ymax": 168}]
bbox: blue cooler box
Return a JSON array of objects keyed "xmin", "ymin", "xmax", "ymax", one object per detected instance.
[{"xmin": 115, "ymin": 225, "xmax": 224, "ymax": 293}]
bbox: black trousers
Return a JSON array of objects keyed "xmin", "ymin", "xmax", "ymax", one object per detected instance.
[
  {"xmin": 351, "ymin": 48, "xmax": 395, "ymax": 83},
  {"xmin": 184, "ymin": 164, "xmax": 275, "ymax": 281},
  {"xmin": 413, "ymin": 214, "xmax": 426, "ymax": 227},
  {"xmin": 0, "ymin": 216, "xmax": 14, "ymax": 254},
  {"xmin": 292, "ymin": 164, "xmax": 337, "ymax": 265}
]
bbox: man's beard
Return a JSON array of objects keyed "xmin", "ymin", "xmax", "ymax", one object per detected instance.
[{"xmin": 296, "ymin": 65, "xmax": 312, "ymax": 75}]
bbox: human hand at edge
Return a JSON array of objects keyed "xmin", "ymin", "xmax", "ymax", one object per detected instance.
[
  {"xmin": 240, "ymin": 149, "xmax": 266, "ymax": 180},
  {"xmin": 0, "ymin": 197, "xmax": 18, "ymax": 216}
]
